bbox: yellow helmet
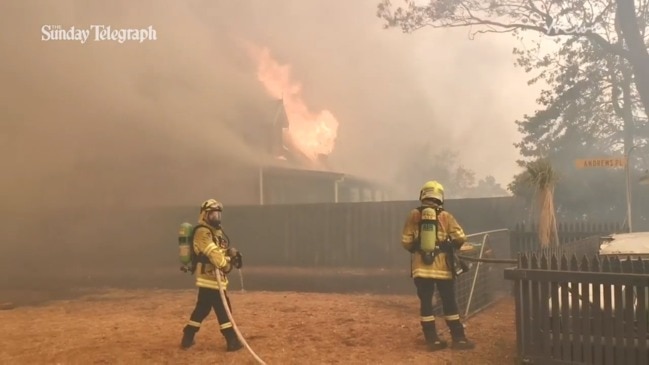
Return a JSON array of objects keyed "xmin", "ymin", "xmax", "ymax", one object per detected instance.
[
  {"xmin": 419, "ymin": 180, "xmax": 444, "ymax": 203},
  {"xmin": 200, "ymin": 199, "xmax": 223, "ymax": 212}
]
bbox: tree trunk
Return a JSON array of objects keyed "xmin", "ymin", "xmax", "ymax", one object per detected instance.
[
  {"xmin": 617, "ymin": 0, "xmax": 649, "ymax": 119},
  {"xmin": 622, "ymin": 66, "xmax": 635, "ymax": 151},
  {"xmin": 537, "ymin": 187, "xmax": 556, "ymax": 248}
]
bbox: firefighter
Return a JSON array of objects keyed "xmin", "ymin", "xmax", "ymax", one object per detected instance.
[
  {"xmin": 401, "ymin": 181, "xmax": 475, "ymax": 351},
  {"xmin": 180, "ymin": 199, "xmax": 244, "ymax": 352}
]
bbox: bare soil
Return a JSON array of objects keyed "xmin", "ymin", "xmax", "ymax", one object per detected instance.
[{"xmin": 0, "ymin": 288, "xmax": 516, "ymax": 365}]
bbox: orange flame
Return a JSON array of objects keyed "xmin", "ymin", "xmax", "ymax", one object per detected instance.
[{"xmin": 249, "ymin": 46, "xmax": 338, "ymax": 161}]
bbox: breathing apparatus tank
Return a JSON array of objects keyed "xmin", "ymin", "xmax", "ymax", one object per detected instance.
[
  {"xmin": 178, "ymin": 222, "xmax": 194, "ymax": 270},
  {"xmin": 419, "ymin": 207, "xmax": 438, "ymax": 265}
]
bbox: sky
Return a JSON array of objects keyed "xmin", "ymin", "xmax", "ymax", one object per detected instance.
[{"xmin": 0, "ymin": 0, "xmax": 542, "ymax": 209}]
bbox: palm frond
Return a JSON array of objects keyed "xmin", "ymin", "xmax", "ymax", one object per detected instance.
[{"xmin": 522, "ymin": 158, "xmax": 560, "ymax": 248}]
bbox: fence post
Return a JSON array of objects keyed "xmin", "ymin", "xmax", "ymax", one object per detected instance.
[{"xmin": 512, "ymin": 253, "xmax": 525, "ymax": 363}]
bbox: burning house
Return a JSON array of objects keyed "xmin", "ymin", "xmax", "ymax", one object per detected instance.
[
  {"xmin": 223, "ymin": 98, "xmax": 390, "ymax": 206},
  {"xmin": 198, "ymin": 46, "xmax": 389, "ymax": 206}
]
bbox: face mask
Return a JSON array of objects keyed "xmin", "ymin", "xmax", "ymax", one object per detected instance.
[{"xmin": 207, "ymin": 210, "xmax": 222, "ymax": 226}]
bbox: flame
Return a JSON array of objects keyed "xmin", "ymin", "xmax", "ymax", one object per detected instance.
[{"xmin": 249, "ymin": 46, "xmax": 338, "ymax": 161}]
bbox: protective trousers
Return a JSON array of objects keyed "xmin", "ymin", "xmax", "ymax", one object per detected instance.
[
  {"xmin": 414, "ymin": 277, "xmax": 467, "ymax": 341},
  {"xmin": 181, "ymin": 287, "xmax": 242, "ymax": 351}
]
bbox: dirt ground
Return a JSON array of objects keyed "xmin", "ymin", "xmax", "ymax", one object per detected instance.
[{"xmin": 0, "ymin": 289, "xmax": 517, "ymax": 365}]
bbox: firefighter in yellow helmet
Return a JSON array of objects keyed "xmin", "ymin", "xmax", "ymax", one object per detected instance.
[
  {"xmin": 401, "ymin": 181, "xmax": 475, "ymax": 351},
  {"xmin": 180, "ymin": 199, "xmax": 244, "ymax": 352}
]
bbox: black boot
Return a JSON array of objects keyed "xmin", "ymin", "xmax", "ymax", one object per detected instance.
[
  {"xmin": 221, "ymin": 327, "xmax": 243, "ymax": 352},
  {"xmin": 421, "ymin": 321, "xmax": 447, "ymax": 351},
  {"xmin": 446, "ymin": 319, "xmax": 475, "ymax": 350},
  {"xmin": 180, "ymin": 325, "xmax": 198, "ymax": 350}
]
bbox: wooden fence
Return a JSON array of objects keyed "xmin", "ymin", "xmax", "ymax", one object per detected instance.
[
  {"xmin": 223, "ymin": 199, "xmax": 520, "ymax": 268},
  {"xmin": 505, "ymin": 245, "xmax": 649, "ymax": 364},
  {"xmin": 0, "ymin": 198, "xmax": 634, "ymax": 299},
  {"xmin": 509, "ymin": 222, "xmax": 626, "ymax": 256}
]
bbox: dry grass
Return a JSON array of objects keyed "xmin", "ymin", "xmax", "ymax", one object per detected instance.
[
  {"xmin": 0, "ymin": 289, "xmax": 516, "ymax": 365},
  {"xmin": 523, "ymin": 158, "xmax": 559, "ymax": 248}
]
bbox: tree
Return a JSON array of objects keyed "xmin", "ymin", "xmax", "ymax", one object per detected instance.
[
  {"xmin": 509, "ymin": 4, "xmax": 648, "ymax": 162},
  {"xmin": 516, "ymin": 158, "xmax": 559, "ymax": 247},
  {"xmin": 472, "ymin": 175, "xmax": 510, "ymax": 197},
  {"xmin": 393, "ymin": 143, "xmax": 510, "ymax": 199},
  {"xmin": 378, "ymin": 0, "xmax": 649, "ymax": 227},
  {"xmin": 507, "ymin": 25, "xmax": 648, "ymax": 223},
  {"xmin": 376, "ymin": 0, "xmax": 649, "ymax": 126},
  {"xmin": 508, "ymin": 155, "xmax": 649, "ymax": 225}
]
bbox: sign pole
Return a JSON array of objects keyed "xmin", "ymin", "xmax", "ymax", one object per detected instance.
[{"xmin": 625, "ymin": 146, "xmax": 639, "ymax": 233}]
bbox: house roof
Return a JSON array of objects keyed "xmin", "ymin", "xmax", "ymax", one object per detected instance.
[
  {"xmin": 261, "ymin": 165, "xmax": 390, "ymax": 192},
  {"xmin": 250, "ymin": 97, "xmax": 386, "ymax": 190},
  {"xmin": 261, "ymin": 98, "xmax": 332, "ymax": 172},
  {"xmin": 271, "ymin": 98, "xmax": 289, "ymax": 129},
  {"xmin": 262, "ymin": 165, "xmax": 344, "ymax": 180}
]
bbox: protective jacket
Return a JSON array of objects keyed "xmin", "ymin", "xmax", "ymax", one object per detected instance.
[
  {"xmin": 192, "ymin": 210, "xmax": 231, "ymax": 290},
  {"xmin": 401, "ymin": 203, "xmax": 467, "ymax": 280}
]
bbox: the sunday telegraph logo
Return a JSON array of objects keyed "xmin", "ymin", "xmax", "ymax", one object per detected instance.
[{"xmin": 41, "ymin": 25, "xmax": 158, "ymax": 44}]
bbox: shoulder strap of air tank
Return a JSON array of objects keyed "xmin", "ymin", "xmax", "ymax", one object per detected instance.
[
  {"xmin": 192, "ymin": 224, "xmax": 221, "ymax": 244},
  {"xmin": 415, "ymin": 206, "xmax": 425, "ymax": 234},
  {"xmin": 189, "ymin": 224, "xmax": 212, "ymax": 273},
  {"xmin": 220, "ymin": 228, "xmax": 231, "ymax": 248},
  {"xmin": 436, "ymin": 208, "xmax": 448, "ymax": 235}
]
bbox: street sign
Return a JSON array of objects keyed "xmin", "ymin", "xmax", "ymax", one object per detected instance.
[{"xmin": 574, "ymin": 157, "xmax": 627, "ymax": 169}]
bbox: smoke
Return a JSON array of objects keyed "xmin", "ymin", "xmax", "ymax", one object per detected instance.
[
  {"xmin": 0, "ymin": 0, "xmax": 539, "ymax": 209},
  {"xmin": 0, "ymin": 0, "xmax": 278, "ymax": 210},
  {"xmin": 2, "ymin": 0, "xmax": 550, "ymax": 212},
  {"xmin": 195, "ymin": 0, "xmax": 540, "ymax": 193}
]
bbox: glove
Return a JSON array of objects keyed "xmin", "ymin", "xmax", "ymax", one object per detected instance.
[
  {"xmin": 438, "ymin": 240, "xmax": 452, "ymax": 251},
  {"xmin": 227, "ymin": 247, "xmax": 243, "ymax": 269},
  {"xmin": 408, "ymin": 238, "xmax": 421, "ymax": 253},
  {"xmin": 221, "ymin": 262, "xmax": 233, "ymax": 274},
  {"xmin": 452, "ymin": 239, "xmax": 466, "ymax": 249}
]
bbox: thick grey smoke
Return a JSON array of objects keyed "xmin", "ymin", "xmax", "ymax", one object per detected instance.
[
  {"xmin": 0, "ymin": 0, "xmax": 537, "ymax": 210},
  {"xmin": 203, "ymin": 0, "xmax": 540, "ymax": 192},
  {"xmin": 0, "ymin": 0, "xmax": 284, "ymax": 210}
]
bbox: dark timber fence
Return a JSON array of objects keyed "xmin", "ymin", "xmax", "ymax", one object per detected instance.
[{"xmin": 506, "ymin": 237, "xmax": 649, "ymax": 364}]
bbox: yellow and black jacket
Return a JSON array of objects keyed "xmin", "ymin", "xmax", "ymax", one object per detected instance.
[
  {"xmin": 401, "ymin": 204, "xmax": 467, "ymax": 280},
  {"xmin": 192, "ymin": 211, "xmax": 231, "ymax": 290}
]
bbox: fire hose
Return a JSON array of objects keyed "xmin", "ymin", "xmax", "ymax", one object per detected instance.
[
  {"xmin": 215, "ymin": 268, "xmax": 267, "ymax": 365},
  {"xmin": 457, "ymin": 255, "xmax": 517, "ymax": 264}
]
